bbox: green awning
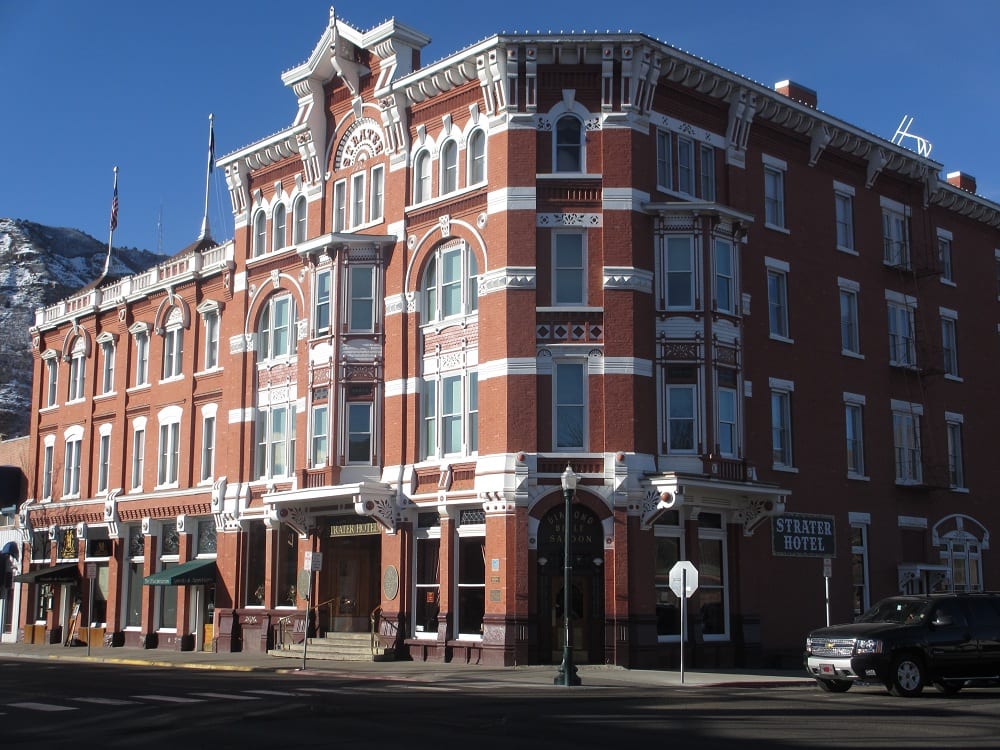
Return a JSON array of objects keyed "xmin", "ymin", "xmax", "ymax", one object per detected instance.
[
  {"xmin": 13, "ymin": 562, "xmax": 80, "ymax": 584},
  {"xmin": 143, "ymin": 558, "xmax": 217, "ymax": 586}
]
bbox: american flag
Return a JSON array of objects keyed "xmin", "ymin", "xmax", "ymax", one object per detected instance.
[{"xmin": 109, "ymin": 180, "xmax": 119, "ymax": 232}]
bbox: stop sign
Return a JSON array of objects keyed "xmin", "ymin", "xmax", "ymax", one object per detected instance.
[{"xmin": 669, "ymin": 561, "xmax": 699, "ymax": 598}]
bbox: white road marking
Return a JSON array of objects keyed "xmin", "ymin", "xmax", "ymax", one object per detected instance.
[
  {"xmin": 8, "ymin": 702, "xmax": 77, "ymax": 712},
  {"xmin": 243, "ymin": 689, "xmax": 307, "ymax": 697},
  {"xmin": 191, "ymin": 692, "xmax": 262, "ymax": 701},
  {"xmin": 133, "ymin": 694, "xmax": 206, "ymax": 703},
  {"xmin": 72, "ymin": 697, "xmax": 141, "ymax": 706}
]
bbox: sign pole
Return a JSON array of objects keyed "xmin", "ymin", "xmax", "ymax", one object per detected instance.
[
  {"xmin": 823, "ymin": 557, "xmax": 832, "ymax": 627},
  {"xmin": 680, "ymin": 568, "xmax": 686, "ymax": 684},
  {"xmin": 301, "ymin": 568, "xmax": 311, "ymax": 671},
  {"xmin": 87, "ymin": 578, "xmax": 94, "ymax": 657}
]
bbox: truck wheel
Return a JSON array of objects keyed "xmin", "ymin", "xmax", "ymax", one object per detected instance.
[
  {"xmin": 815, "ymin": 678, "xmax": 852, "ymax": 693},
  {"xmin": 888, "ymin": 653, "xmax": 925, "ymax": 697}
]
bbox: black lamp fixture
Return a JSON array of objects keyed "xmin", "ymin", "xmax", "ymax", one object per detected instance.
[{"xmin": 554, "ymin": 463, "xmax": 581, "ymax": 686}]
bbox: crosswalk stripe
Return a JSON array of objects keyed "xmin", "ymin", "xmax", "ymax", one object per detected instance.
[
  {"xmin": 191, "ymin": 692, "xmax": 262, "ymax": 701},
  {"xmin": 133, "ymin": 694, "xmax": 206, "ymax": 703},
  {"xmin": 72, "ymin": 697, "xmax": 141, "ymax": 706},
  {"xmin": 9, "ymin": 702, "xmax": 77, "ymax": 712}
]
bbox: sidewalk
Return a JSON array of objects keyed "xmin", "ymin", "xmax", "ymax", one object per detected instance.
[{"xmin": 0, "ymin": 641, "xmax": 811, "ymax": 689}]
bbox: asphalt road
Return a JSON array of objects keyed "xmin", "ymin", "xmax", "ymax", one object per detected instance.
[{"xmin": 3, "ymin": 659, "xmax": 1000, "ymax": 749}]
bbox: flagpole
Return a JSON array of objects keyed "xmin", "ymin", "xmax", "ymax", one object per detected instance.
[
  {"xmin": 103, "ymin": 167, "xmax": 119, "ymax": 278},
  {"xmin": 199, "ymin": 113, "xmax": 214, "ymax": 240}
]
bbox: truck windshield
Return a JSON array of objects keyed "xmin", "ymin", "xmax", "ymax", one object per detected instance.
[{"xmin": 859, "ymin": 598, "xmax": 929, "ymax": 624}]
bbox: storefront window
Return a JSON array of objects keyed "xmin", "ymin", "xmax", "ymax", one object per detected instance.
[
  {"xmin": 245, "ymin": 521, "xmax": 266, "ymax": 606},
  {"xmin": 276, "ymin": 525, "xmax": 298, "ymax": 607},
  {"xmin": 457, "ymin": 535, "xmax": 485, "ymax": 637},
  {"xmin": 414, "ymin": 538, "xmax": 440, "ymax": 635}
]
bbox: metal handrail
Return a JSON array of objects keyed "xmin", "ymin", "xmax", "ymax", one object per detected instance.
[
  {"xmin": 370, "ymin": 604, "xmax": 399, "ymax": 660},
  {"xmin": 315, "ymin": 597, "xmax": 338, "ymax": 634},
  {"xmin": 274, "ymin": 615, "xmax": 294, "ymax": 650}
]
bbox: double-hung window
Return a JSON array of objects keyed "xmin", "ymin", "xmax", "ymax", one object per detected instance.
[
  {"xmin": 834, "ymin": 183, "xmax": 855, "ymax": 252},
  {"xmin": 891, "ymin": 400, "xmax": 922, "ymax": 484},
  {"xmin": 134, "ymin": 327, "xmax": 149, "ymax": 386},
  {"xmin": 162, "ymin": 307, "xmax": 185, "ymax": 380},
  {"xmin": 422, "ymin": 372, "xmax": 479, "ymax": 459},
  {"xmin": 941, "ymin": 309, "xmax": 959, "ymax": 378},
  {"xmin": 346, "ymin": 402, "xmax": 373, "ymax": 464},
  {"xmin": 656, "ymin": 130, "xmax": 673, "ymax": 191},
  {"xmin": 937, "ymin": 229, "xmax": 954, "ymax": 283},
  {"xmin": 414, "ymin": 152, "xmax": 431, "ymax": 203},
  {"xmin": 699, "ymin": 145, "xmax": 716, "ymax": 201},
  {"xmin": 259, "ymin": 295, "xmax": 296, "ymax": 360},
  {"xmin": 468, "ymin": 130, "xmax": 486, "ymax": 185},
  {"xmin": 97, "ymin": 427, "xmax": 112, "ymax": 493},
  {"xmin": 293, "ymin": 195, "xmax": 308, "ymax": 244},
  {"xmin": 255, "ymin": 404, "xmax": 295, "ymax": 480},
  {"xmin": 441, "ymin": 140, "xmax": 458, "ymax": 194},
  {"xmin": 886, "ymin": 292, "xmax": 916, "ymax": 367},
  {"xmin": 716, "ymin": 378, "xmax": 738, "ymax": 457},
  {"xmin": 554, "ymin": 115, "xmax": 583, "ymax": 173},
  {"xmin": 44, "ymin": 355, "xmax": 58, "ymax": 407},
  {"xmin": 332, "ymin": 180, "xmax": 347, "ymax": 232},
  {"xmin": 253, "ymin": 210, "xmax": 266, "ymax": 256},
  {"xmin": 369, "ymin": 165, "xmax": 384, "ymax": 222},
  {"xmin": 199, "ymin": 303, "xmax": 220, "ymax": 371},
  {"xmin": 348, "ymin": 266, "xmax": 375, "ymax": 333},
  {"xmin": 310, "ymin": 403, "xmax": 328, "ymax": 467},
  {"xmin": 315, "ymin": 269, "xmax": 331, "ymax": 336},
  {"xmin": 99, "ymin": 338, "xmax": 115, "ymax": 394},
  {"xmin": 677, "ymin": 137, "xmax": 695, "ymax": 195},
  {"xmin": 766, "ymin": 258, "xmax": 790, "ymax": 340},
  {"xmin": 763, "ymin": 156, "xmax": 787, "ymax": 229},
  {"xmin": 130, "ymin": 420, "xmax": 145, "ymax": 492},
  {"xmin": 838, "ymin": 279, "xmax": 861, "ymax": 356},
  {"xmin": 157, "ymin": 417, "xmax": 181, "ymax": 487},
  {"xmin": 946, "ymin": 413, "xmax": 965, "ymax": 490},
  {"xmin": 714, "ymin": 238, "xmax": 735, "ymax": 314},
  {"xmin": 64, "ymin": 431, "xmax": 83, "ymax": 497},
  {"xmin": 423, "ymin": 243, "xmax": 478, "ymax": 323},
  {"xmin": 663, "ymin": 236, "xmax": 694, "ymax": 310},
  {"xmin": 770, "ymin": 379, "xmax": 794, "ymax": 469},
  {"xmin": 882, "ymin": 198, "xmax": 910, "ymax": 268},
  {"xmin": 554, "ymin": 361, "xmax": 586, "ymax": 450},
  {"xmin": 41, "ymin": 439, "xmax": 55, "ymax": 500},
  {"xmin": 844, "ymin": 393, "xmax": 866, "ymax": 478},
  {"xmin": 68, "ymin": 338, "xmax": 86, "ymax": 402},
  {"xmin": 272, "ymin": 203, "xmax": 286, "ymax": 251},
  {"xmin": 350, "ymin": 172, "xmax": 365, "ymax": 227},
  {"xmin": 200, "ymin": 409, "xmax": 216, "ymax": 483},
  {"xmin": 553, "ymin": 232, "xmax": 585, "ymax": 305}
]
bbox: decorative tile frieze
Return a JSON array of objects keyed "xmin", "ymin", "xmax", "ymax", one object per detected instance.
[{"xmin": 536, "ymin": 213, "xmax": 602, "ymax": 227}]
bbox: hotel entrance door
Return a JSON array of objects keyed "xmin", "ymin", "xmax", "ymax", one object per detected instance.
[{"xmin": 319, "ymin": 521, "xmax": 380, "ymax": 633}]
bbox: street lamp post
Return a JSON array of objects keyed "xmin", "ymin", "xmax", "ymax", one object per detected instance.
[{"xmin": 555, "ymin": 464, "xmax": 581, "ymax": 686}]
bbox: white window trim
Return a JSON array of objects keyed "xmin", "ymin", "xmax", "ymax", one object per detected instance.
[
  {"xmin": 762, "ymin": 154, "xmax": 788, "ymax": 233},
  {"xmin": 765, "ymin": 257, "xmax": 792, "ymax": 343}
]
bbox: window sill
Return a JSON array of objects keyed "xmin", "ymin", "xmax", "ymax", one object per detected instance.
[
  {"xmin": 94, "ymin": 391, "xmax": 116, "ymax": 400},
  {"xmin": 127, "ymin": 384, "xmax": 151, "ymax": 393},
  {"xmin": 248, "ymin": 246, "xmax": 297, "ymax": 265},
  {"xmin": 950, "ymin": 486, "xmax": 970, "ymax": 494},
  {"xmin": 895, "ymin": 479, "xmax": 924, "ymax": 487},
  {"xmin": 772, "ymin": 465, "xmax": 799, "ymax": 474},
  {"xmin": 536, "ymin": 172, "xmax": 602, "ymax": 180},
  {"xmin": 158, "ymin": 375, "xmax": 185, "ymax": 385},
  {"xmin": 847, "ymin": 472, "xmax": 870, "ymax": 482},
  {"xmin": 764, "ymin": 223, "xmax": 790, "ymax": 235},
  {"xmin": 944, "ymin": 373, "xmax": 963, "ymax": 383},
  {"xmin": 536, "ymin": 305, "xmax": 604, "ymax": 313},
  {"xmin": 769, "ymin": 333, "xmax": 794, "ymax": 344},
  {"xmin": 939, "ymin": 278, "xmax": 957, "ymax": 287},
  {"xmin": 195, "ymin": 367, "xmax": 223, "ymax": 378},
  {"xmin": 841, "ymin": 350, "xmax": 865, "ymax": 360},
  {"xmin": 836, "ymin": 245, "xmax": 859, "ymax": 256}
]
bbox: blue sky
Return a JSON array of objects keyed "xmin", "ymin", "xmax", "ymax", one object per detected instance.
[{"xmin": 2, "ymin": 0, "xmax": 998, "ymax": 255}]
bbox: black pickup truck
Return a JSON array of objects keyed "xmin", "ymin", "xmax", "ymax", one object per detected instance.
[{"xmin": 804, "ymin": 593, "xmax": 1000, "ymax": 696}]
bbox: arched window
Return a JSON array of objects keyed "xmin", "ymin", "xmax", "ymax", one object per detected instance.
[
  {"xmin": 253, "ymin": 210, "xmax": 267, "ymax": 256},
  {"xmin": 423, "ymin": 243, "xmax": 478, "ymax": 323},
  {"xmin": 272, "ymin": 203, "xmax": 286, "ymax": 251},
  {"xmin": 293, "ymin": 195, "xmax": 308, "ymax": 244},
  {"xmin": 468, "ymin": 129, "xmax": 486, "ymax": 185},
  {"xmin": 414, "ymin": 151, "xmax": 431, "ymax": 203},
  {"xmin": 258, "ymin": 295, "xmax": 297, "ymax": 361},
  {"xmin": 441, "ymin": 140, "xmax": 458, "ymax": 194},
  {"xmin": 555, "ymin": 115, "xmax": 583, "ymax": 173}
]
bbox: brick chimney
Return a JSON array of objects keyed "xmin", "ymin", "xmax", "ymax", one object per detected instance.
[
  {"xmin": 946, "ymin": 171, "xmax": 977, "ymax": 194},
  {"xmin": 774, "ymin": 80, "xmax": 817, "ymax": 109}
]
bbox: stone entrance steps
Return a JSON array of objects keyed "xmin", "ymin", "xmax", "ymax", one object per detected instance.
[{"xmin": 268, "ymin": 631, "xmax": 392, "ymax": 662}]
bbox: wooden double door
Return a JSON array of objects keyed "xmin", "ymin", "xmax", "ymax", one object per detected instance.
[{"xmin": 319, "ymin": 535, "xmax": 380, "ymax": 633}]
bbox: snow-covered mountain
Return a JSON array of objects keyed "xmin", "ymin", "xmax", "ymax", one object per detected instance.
[{"xmin": 0, "ymin": 218, "xmax": 169, "ymax": 438}]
